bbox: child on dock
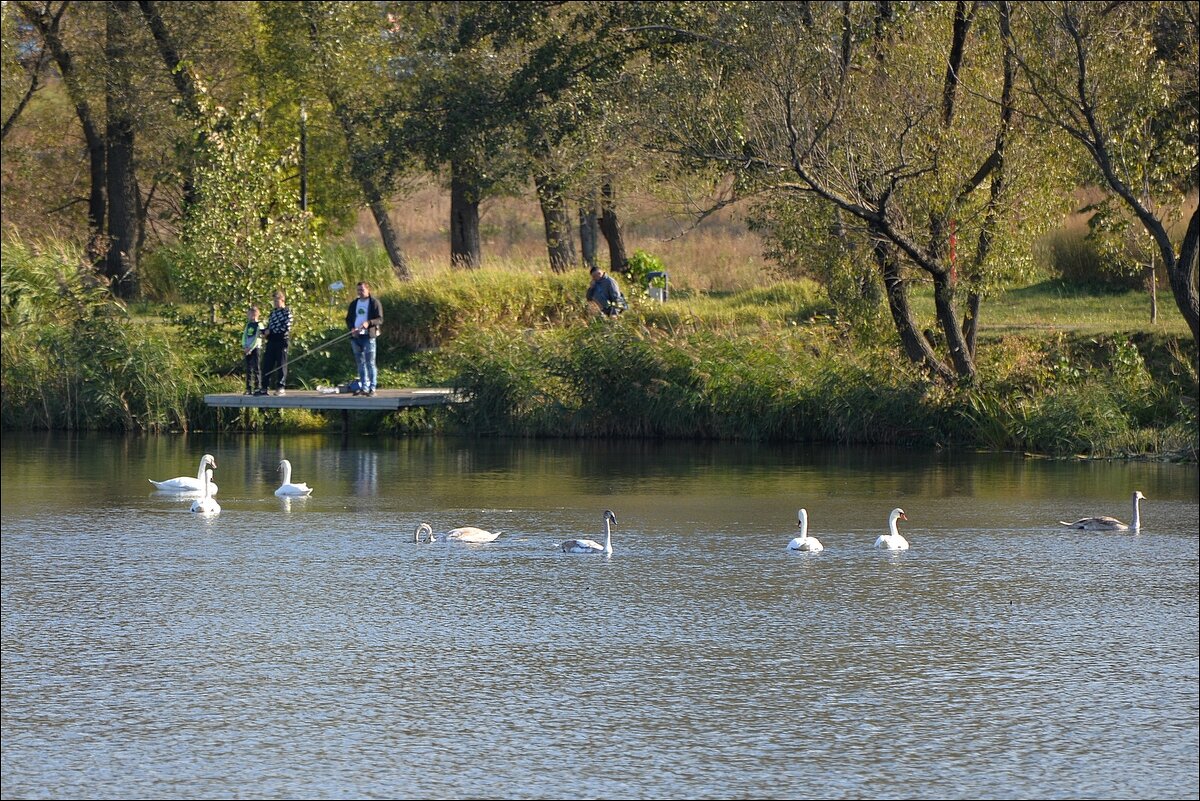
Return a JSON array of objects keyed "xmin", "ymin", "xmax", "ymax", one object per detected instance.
[{"xmin": 242, "ymin": 305, "xmax": 265, "ymax": 395}]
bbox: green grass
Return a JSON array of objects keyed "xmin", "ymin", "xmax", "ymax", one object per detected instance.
[
  {"xmin": 3, "ymin": 237, "xmax": 1195, "ymax": 454},
  {"xmin": 911, "ymin": 279, "xmax": 1187, "ymax": 337}
]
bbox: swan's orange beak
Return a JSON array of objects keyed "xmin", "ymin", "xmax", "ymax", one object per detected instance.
[{"xmin": 900, "ymin": 512, "xmax": 908, "ymax": 520}]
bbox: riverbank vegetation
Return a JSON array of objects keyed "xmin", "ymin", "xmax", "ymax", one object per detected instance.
[
  {"xmin": 3, "ymin": 238, "xmax": 1195, "ymax": 458},
  {"xmin": 2, "ymin": 2, "xmax": 1196, "ymax": 457}
]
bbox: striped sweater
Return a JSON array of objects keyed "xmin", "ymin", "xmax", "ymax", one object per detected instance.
[{"xmin": 266, "ymin": 306, "xmax": 293, "ymax": 340}]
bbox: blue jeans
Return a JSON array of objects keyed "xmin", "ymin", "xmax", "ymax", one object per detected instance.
[{"xmin": 351, "ymin": 335, "xmax": 377, "ymax": 391}]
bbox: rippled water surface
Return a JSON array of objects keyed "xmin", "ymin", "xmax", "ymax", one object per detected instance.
[{"xmin": 2, "ymin": 433, "xmax": 1197, "ymax": 799}]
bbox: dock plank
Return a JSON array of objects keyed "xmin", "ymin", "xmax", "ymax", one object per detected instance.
[{"xmin": 204, "ymin": 388, "xmax": 462, "ymax": 411}]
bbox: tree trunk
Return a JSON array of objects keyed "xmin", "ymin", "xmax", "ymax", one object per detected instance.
[
  {"xmin": 305, "ymin": 13, "xmax": 410, "ymax": 280},
  {"xmin": 137, "ymin": 0, "xmax": 202, "ymax": 209},
  {"xmin": 340, "ymin": 139, "xmax": 409, "ymax": 278},
  {"xmin": 1147, "ymin": 258, "xmax": 1158, "ymax": 325},
  {"xmin": 931, "ymin": 270, "xmax": 975, "ymax": 380},
  {"xmin": 579, "ymin": 195, "xmax": 599, "ymax": 271},
  {"xmin": 364, "ymin": 199, "xmax": 406, "ymax": 279},
  {"xmin": 963, "ymin": 291, "xmax": 981, "ymax": 360},
  {"xmin": 1, "ymin": 42, "xmax": 47, "ymax": 141},
  {"xmin": 598, "ymin": 181, "xmax": 628, "ymax": 273},
  {"xmin": 876, "ymin": 237, "xmax": 955, "ymax": 383},
  {"xmin": 1165, "ymin": 208, "xmax": 1199, "ymax": 345},
  {"xmin": 449, "ymin": 168, "xmax": 481, "ymax": 269},
  {"xmin": 137, "ymin": 1, "xmax": 199, "ymax": 115},
  {"xmin": 941, "ymin": 1, "xmax": 974, "ymax": 126},
  {"xmin": 535, "ymin": 173, "xmax": 576, "ymax": 273},
  {"xmin": 17, "ymin": 1, "xmax": 106, "ymax": 236},
  {"xmin": 963, "ymin": 1, "xmax": 1013, "ymax": 360},
  {"xmin": 104, "ymin": 1, "xmax": 139, "ymax": 298}
]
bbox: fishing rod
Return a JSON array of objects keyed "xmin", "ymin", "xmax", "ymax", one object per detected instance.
[
  {"xmin": 264, "ymin": 327, "xmax": 357, "ymax": 375},
  {"xmin": 222, "ymin": 327, "xmax": 358, "ymax": 379}
]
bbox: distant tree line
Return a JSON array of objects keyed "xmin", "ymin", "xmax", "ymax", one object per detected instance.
[{"xmin": 2, "ymin": 1, "xmax": 1196, "ymax": 379}]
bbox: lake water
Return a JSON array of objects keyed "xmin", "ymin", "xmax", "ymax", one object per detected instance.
[{"xmin": 2, "ymin": 433, "xmax": 1197, "ymax": 799}]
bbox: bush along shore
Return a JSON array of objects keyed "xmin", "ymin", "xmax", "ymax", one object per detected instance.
[{"xmin": 2, "ymin": 244, "xmax": 1195, "ymax": 459}]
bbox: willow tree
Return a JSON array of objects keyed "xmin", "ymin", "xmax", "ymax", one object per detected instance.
[
  {"xmin": 644, "ymin": 1, "xmax": 1065, "ymax": 383},
  {"xmin": 1011, "ymin": 1, "xmax": 1199, "ymax": 347}
]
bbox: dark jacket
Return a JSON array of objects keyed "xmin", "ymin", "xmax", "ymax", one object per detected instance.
[{"xmin": 346, "ymin": 295, "xmax": 384, "ymax": 338}]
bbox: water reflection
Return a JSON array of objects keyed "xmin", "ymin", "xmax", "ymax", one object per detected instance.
[{"xmin": 1, "ymin": 432, "xmax": 1196, "ymax": 800}]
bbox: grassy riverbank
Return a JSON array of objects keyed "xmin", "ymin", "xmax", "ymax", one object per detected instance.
[{"xmin": 2, "ymin": 242, "xmax": 1196, "ymax": 457}]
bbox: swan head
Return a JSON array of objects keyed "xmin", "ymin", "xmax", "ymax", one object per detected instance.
[
  {"xmin": 278, "ymin": 459, "xmax": 290, "ymax": 471},
  {"xmin": 203, "ymin": 454, "xmax": 217, "ymax": 469},
  {"xmin": 890, "ymin": 507, "xmax": 908, "ymax": 523},
  {"xmin": 414, "ymin": 522, "xmax": 433, "ymax": 543},
  {"xmin": 796, "ymin": 508, "xmax": 808, "ymax": 529},
  {"xmin": 604, "ymin": 510, "xmax": 617, "ymax": 525},
  {"xmin": 1133, "ymin": 490, "xmax": 1146, "ymax": 502}
]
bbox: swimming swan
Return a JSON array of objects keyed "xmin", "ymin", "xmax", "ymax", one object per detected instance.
[
  {"xmin": 559, "ymin": 510, "xmax": 616, "ymax": 555},
  {"xmin": 275, "ymin": 459, "xmax": 313, "ymax": 496},
  {"xmin": 1059, "ymin": 490, "xmax": 1145, "ymax": 531},
  {"xmin": 786, "ymin": 508, "xmax": 823, "ymax": 552},
  {"xmin": 412, "ymin": 522, "xmax": 501, "ymax": 544},
  {"xmin": 150, "ymin": 453, "xmax": 218, "ymax": 495},
  {"xmin": 444, "ymin": 526, "xmax": 502, "ymax": 543},
  {"xmin": 874, "ymin": 508, "xmax": 909, "ymax": 550},
  {"xmin": 190, "ymin": 469, "xmax": 220, "ymax": 515}
]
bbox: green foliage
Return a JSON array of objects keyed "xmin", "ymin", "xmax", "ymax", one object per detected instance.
[
  {"xmin": 1, "ymin": 249, "xmax": 1194, "ymax": 455},
  {"xmin": 321, "ymin": 242, "xmax": 397, "ymax": 295},
  {"xmin": 621, "ymin": 249, "xmax": 667, "ymax": 298},
  {"xmin": 375, "ymin": 269, "xmax": 588, "ymax": 351},
  {"xmin": 168, "ymin": 85, "xmax": 325, "ymax": 367},
  {"xmin": 1082, "ymin": 200, "xmax": 1158, "ymax": 289},
  {"xmin": 747, "ymin": 195, "xmax": 887, "ymax": 335},
  {"xmin": 173, "ymin": 89, "xmax": 324, "ymax": 309},
  {"xmin": 1042, "ymin": 228, "xmax": 1117, "ymax": 287},
  {"xmin": 1, "ymin": 238, "xmax": 201, "ymax": 432}
]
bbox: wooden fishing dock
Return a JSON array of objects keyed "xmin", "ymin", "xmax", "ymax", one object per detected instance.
[{"xmin": 204, "ymin": 387, "xmax": 463, "ymax": 411}]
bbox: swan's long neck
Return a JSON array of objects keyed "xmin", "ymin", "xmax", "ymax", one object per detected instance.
[
  {"xmin": 603, "ymin": 517, "xmax": 612, "ymax": 554},
  {"xmin": 196, "ymin": 458, "xmax": 208, "ymax": 482},
  {"xmin": 280, "ymin": 461, "xmax": 292, "ymax": 485},
  {"xmin": 1132, "ymin": 493, "xmax": 1142, "ymax": 530},
  {"xmin": 203, "ymin": 469, "xmax": 213, "ymax": 499},
  {"xmin": 889, "ymin": 514, "xmax": 901, "ymax": 537},
  {"xmin": 798, "ymin": 510, "xmax": 808, "ymax": 540}
]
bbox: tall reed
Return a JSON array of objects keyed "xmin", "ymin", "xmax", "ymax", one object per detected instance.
[{"xmin": 1, "ymin": 238, "xmax": 201, "ymax": 432}]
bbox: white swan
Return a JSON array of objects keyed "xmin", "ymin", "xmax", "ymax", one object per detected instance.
[
  {"xmin": 786, "ymin": 508, "xmax": 823, "ymax": 552},
  {"xmin": 275, "ymin": 459, "xmax": 312, "ymax": 496},
  {"xmin": 874, "ymin": 508, "xmax": 909, "ymax": 550},
  {"xmin": 190, "ymin": 469, "xmax": 220, "ymax": 515},
  {"xmin": 150, "ymin": 453, "xmax": 218, "ymax": 495},
  {"xmin": 1060, "ymin": 490, "xmax": 1145, "ymax": 531},
  {"xmin": 445, "ymin": 526, "xmax": 502, "ymax": 543},
  {"xmin": 412, "ymin": 522, "xmax": 501, "ymax": 544},
  {"xmin": 559, "ymin": 510, "xmax": 616, "ymax": 555}
]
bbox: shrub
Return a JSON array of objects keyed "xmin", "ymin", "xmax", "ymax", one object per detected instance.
[{"xmin": 1, "ymin": 238, "xmax": 201, "ymax": 431}]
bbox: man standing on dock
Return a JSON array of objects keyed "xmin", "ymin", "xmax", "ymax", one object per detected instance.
[
  {"xmin": 262, "ymin": 289, "xmax": 293, "ymax": 396},
  {"xmin": 346, "ymin": 281, "xmax": 383, "ymax": 397}
]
